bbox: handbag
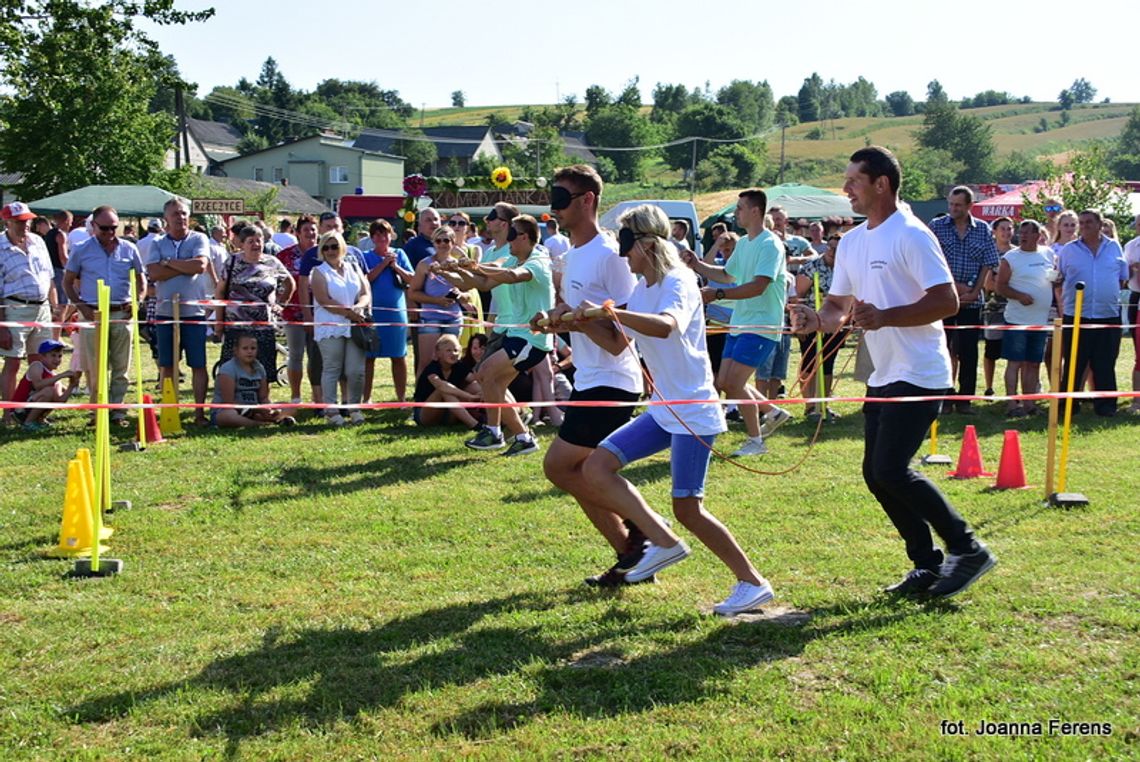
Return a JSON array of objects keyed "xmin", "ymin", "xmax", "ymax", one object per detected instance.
[{"xmin": 350, "ymin": 322, "xmax": 381, "ymax": 354}]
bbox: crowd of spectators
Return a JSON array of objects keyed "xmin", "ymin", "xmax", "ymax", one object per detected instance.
[{"xmin": 1, "ymin": 183, "xmax": 1136, "ymax": 436}]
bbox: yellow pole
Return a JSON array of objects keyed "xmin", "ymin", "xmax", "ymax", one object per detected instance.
[
  {"xmin": 130, "ymin": 277, "xmax": 146, "ymax": 448},
  {"xmin": 91, "ymin": 281, "xmax": 111, "ymax": 573},
  {"xmin": 1057, "ymin": 284, "xmax": 1085, "ymax": 493},
  {"xmin": 171, "ymin": 294, "xmax": 181, "ymax": 401},
  {"xmin": 1044, "ymin": 318, "xmax": 1063, "ymax": 497},
  {"xmin": 929, "ymin": 419, "xmax": 940, "ymax": 456},
  {"xmin": 813, "ymin": 272, "xmax": 825, "ymax": 405}
]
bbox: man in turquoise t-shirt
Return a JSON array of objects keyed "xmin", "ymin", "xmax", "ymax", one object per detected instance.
[
  {"xmin": 683, "ymin": 188, "xmax": 792, "ymax": 457},
  {"xmin": 434, "ymin": 214, "xmax": 554, "ymax": 456}
]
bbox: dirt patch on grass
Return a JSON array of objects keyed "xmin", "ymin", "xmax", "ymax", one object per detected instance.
[
  {"xmin": 564, "ymin": 649, "xmax": 627, "ymax": 670},
  {"xmin": 702, "ymin": 605, "xmax": 812, "ymax": 626}
]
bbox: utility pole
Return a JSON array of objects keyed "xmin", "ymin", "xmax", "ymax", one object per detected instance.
[
  {"xmin": 420, "ymin": 103, "xmax": 425, "ymax": 128},
  {"xmin": 779, "ymin": 122, "xmax": 786, "ymax": 185},
  {"xmin": 175, "ymin": 84, "xmax": 190, "ymax": 169},
  {"xmin": 689, "ymin": 138, "xmax": 697, "ymax": 200}
]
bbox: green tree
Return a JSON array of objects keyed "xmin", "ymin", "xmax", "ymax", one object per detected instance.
[
  {"xmin": 1021, "ymin": 146, "xmax": 1132, "ymax": 232},
  {"xmin": 1057, "ymin": 89, "xmax": 1075, "ymax": 110},
  {"xmin": 651, "ymin": 82, "xmax": 689, "ymax": 124},
  {"xmin": 993, "ymin": 151, "xmax": 1051, "ymax": 183},
  {"xmin": 1108, "ymin": 105, "xmax": 1140, "ymax": 179},
  {"xmin": 926, "ymin": 79, "xmax": 949, "ymax": 106},
  {"xmin": 584, "ymin": 85, "xmax": 611, "ymax": 118},
  {"xmin": 391, "ymin": 131, "xmax": 438, "ymax": 176},
  {"xmin": 775, "ymin": 96, "xmax": 800, "ymax": 126},
  {"xmin": 1068, "ymin": 78, "xmax": 1097, "ymax": 104},
  {"xmin": 899, "ymin": 148, "xmax": 963, "ymax": 200},
  {"xmin": 0, "ymin": 1, "xmax": 213, "ymax": 199},
  {"xmin": 797, "ymin": 73, "xmax": 823, "ymax": 122},
  {"xmin": 584, "ymin": 104, "xmax": 654, "ymax": 182},
  {"xmin": 716, "ymin": 80, "xmax": 775, "ymax": 133},
  {"xmin": 451, "ymin": 90, "xmax": 465, "ymax": 108},
  {"xmin": 695, "ymin": 144, "xmax": 764, "ymax": 191},
  {"xmin": 664, "ymin": 102, "xmax": 750, "ymax": 171},
  {"xmin": 915, "ymin": 100, "xmax": 995, "ymax": 183},
  {"xmin": 885, "ymin": 90, "xmax": 915, "ymax": 116},
  {"xmin": 616, "ymin": 77, "xmax": 642, "ymax": 109}
]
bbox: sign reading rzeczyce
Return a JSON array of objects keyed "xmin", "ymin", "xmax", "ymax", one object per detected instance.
[{"xmin": 193, "ymin": 199, "xmax": 245, "ymax": 215}]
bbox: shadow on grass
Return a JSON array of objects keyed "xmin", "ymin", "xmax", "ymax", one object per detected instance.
[
  {"xmin": 67, "ymin": 590, "xmax": 921, "ymax": 753},
  {"xmin": 227, "ymin": 450, "xmax": 468, "ymax": 510}
]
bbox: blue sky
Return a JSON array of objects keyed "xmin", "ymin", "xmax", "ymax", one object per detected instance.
[{"xmin": 142, "ymin": 0, "xmax": 1138, "ymax": 109}]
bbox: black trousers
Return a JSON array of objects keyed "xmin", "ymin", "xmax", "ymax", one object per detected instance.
[
  {"xmin": 944, "ymin": 305, "xmax": 982, "ymax": 397},
  {"xmin": 863, "ymin": 382, "xmax": 977, "ymax": 571},
  {"xmin": 1060, "ymin": 315, "xmax": 1122, "ymax": 416}
]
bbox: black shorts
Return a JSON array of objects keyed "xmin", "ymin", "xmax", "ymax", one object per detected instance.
[
  {"xmin": 501, "ymin": 336, "xmax": 548, "ymax": 373},
  {"xmin": 558, "ymin": 385, "xmax": 641, "ymax": 449}
]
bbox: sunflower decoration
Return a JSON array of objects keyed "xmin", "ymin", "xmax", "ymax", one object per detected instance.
[
  {"xmin": 403, "ymin": 211, "xmax": 416, "ymax": 223},
  {"xmin": 490, "ymin": 166, "xmax": 513, "ymax": 190}
]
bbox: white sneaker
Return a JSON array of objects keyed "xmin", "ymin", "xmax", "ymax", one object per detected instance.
[
  {"xmin": 327, "ymin": 414, "xmax": 346, "ymax": 427},
  {"xmin": 624, "ymin": 540, "xmax": 691, "ymax": 582},
  {"xmin": 759, "ymin": 407, "xmax": 792, "ymax": 437},
  {"xmin": 349, "ymin": 411, "xmax": 366, "ymax": 425},
  {"xmin": 732, "ymin": 437, "xmax": 768, "ymax": 457},
  {"xmin": 713, "ymin": 579, "xmax": 775, "ymax": 616}
]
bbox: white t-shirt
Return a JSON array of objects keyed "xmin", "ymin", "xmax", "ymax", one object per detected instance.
[
  {"xmin": 1001, "ymin": 248, "xmax": 1053, "ymax": 326},
  {"xmin": 68, "ymin": 227, "xmax": 91, "ymax": 249},
  {"xmin": 829, "ymin": 209, "xmax": 953, "ymax": 389},
  {"xmin": 1124, "ymin": 237, "xmax": 1140, "ymax": 292},
  {"xmin": 136, "ymin": 232, "xmax": 160, "ymax": 261},
  {"xmin": 544, "ymin": 232, "xmax": 570, "ymax": 260},
  {"xmin": 562, "ymin": 233, "xmax": 643, "ymax": 394},
  {"xmin": 274, "ymin": 232, "xmax": 299, "ymax": 250},
  {"xmin": 627, "ymin": 268, "xmax": 725, "ymax": 435}
]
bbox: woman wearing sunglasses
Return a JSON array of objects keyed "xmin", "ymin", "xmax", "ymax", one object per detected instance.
[
  {"xmin": 570, "ymin": 204, "xmax": 776, "ymax": 617},
  {"xmin": 408, "ymin": 225, "xmax": 470, "ymax": 375},
  {"xmin": 309, "ymin": 231, "xmax": 371, "ymax": 426}
]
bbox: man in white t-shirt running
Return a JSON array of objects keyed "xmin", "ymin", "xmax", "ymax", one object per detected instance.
[
  {"xmin": 789, "ymin": 146, "xmax": 996, "ymax": 600},
  {"xmin": 530, "ymin": 164, "xmax": 650, "ymax": 587}
]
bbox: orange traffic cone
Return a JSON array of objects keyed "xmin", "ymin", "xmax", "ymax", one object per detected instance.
[
  {"xmin": 994, "ymin": 429, "xmax": 1030, "ymax": 489},
  {"xmin": 45, "ymin": 459, "xmax": 110, "ymax": 558},
  {"xmin": 949, "ymin": 425, "xmax": 993, "ymax": 479},
  {"xmin": 141, "ymin": 393, "xmax": 164, "ymax": 446}
]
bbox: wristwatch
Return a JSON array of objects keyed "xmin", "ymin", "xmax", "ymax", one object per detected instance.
[{"xmin": 715, "ymin": 288, "xmax": 726, "ymax": 300}]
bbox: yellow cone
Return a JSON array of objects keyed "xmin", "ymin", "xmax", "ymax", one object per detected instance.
[
  {"xmin": 159, "ymin": 377, "xmax": 183, "ymax": 435},
  {"xmin": 45, "ymin": 459, "xmax": 109, "ymax": 558}
]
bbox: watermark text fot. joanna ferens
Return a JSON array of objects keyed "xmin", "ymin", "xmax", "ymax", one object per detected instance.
[{"xmin": 940, "ymin": 719, "xmax": 1113, "ymax": 737}]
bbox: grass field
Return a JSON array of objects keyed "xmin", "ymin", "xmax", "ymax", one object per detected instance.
[{"xmin": 1, "ymin": 339, "xmax": 1138, "ymax": 759}]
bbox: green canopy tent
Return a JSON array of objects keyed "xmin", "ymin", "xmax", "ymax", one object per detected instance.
[
  {"xmin": 700, "ymin": 183, "xmax": 862, "ymax": 244},
  {"xmin": 26, "ymin": 184, "xmax": 188, "ymax": 218}
]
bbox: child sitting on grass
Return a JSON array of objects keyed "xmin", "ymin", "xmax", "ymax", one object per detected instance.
[
  {"xmin": 412, "ymin": 334, "xmax": 482, "ymax": 428},
  {"xmin": 13, "ymin": 340, "xmax": 79, "ymax": 431},
  {"xmin": 212, "ymin": 332, "xmax": 295, "ymax": 428}
]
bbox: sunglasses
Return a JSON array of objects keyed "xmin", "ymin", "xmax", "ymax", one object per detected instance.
[
  {"xmin": 447, "ymin": 219, "xmax": 468, "ymax": 227},
  {"xmin": 1044, "ymin": 205, "xmax": 1063, "ymax": 213},
  {"xmin": 485, "ymin": 209, "xmax": 499, "ymax": 223},
  {"xmin": 507, "ymin": 227, "xmax": 519, "ymax": 242},
  {"xmin": 321, "ymin": 244, "xmax": 340, "ymax": 251},
  {"xmin": 550, "ymin": 186, "xmax": 586, "ymax": 211},
  {"xmin": 433, "ymin": 238, "xmax": 452, "ymax": 245},
  {"xmin": 96, "ymin": 224, "xmax": 117, "ymax": 233}
]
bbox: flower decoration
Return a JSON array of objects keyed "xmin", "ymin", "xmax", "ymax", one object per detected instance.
[
  {"xmin": 491, "ymin": 166, "xmax": 513, "ymax": 190},
  {"xmin": 402, "ymin": 174, "xmax": 427, "ymax": 198},
  {"xmin": 403, "ymin": 211, "xmax": 416, "ymax": 223},
  {"xmin": 455, "ymin": 177, "xmax": 465, "ymax": 188},
  {"xmin": 536, "ymin": 176, "xmax": 547, "ymax": 188},
  {"xmin": 541, "ymin": 213, "xmax": 551, "ymax": 222}
]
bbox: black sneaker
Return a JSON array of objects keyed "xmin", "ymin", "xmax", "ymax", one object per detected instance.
[
  {"xmin": 884, "ymin": 568, "xmax": 939, "ymax": 596},
  {"xmin": 502, "ymin": 436, "xmax": 539, "ymax": 457},
  {"xmin": 584, "ymin": 523, "xmax": 650, "ymax": 587},
  {"xmin": 465, "ymin": 425, "xmax": 506, "ymax": 450},
  {"xmin": 929, "ymin": 544, "xmax": 997, "ymax": 598}
]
